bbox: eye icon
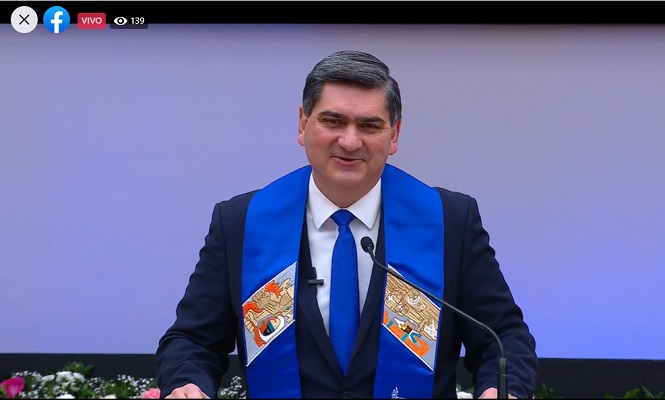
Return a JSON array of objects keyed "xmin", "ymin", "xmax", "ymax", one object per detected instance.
[{"xmin": 113, "ymin": 16, "xmax": 127, "ymax": 25}]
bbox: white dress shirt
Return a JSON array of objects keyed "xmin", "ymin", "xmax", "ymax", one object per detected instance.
[{"xmin": 305, "ymin": 174, "xmax": 381, "ymax": 335}]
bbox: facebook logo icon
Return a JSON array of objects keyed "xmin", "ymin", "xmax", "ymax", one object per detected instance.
[{"xmin": 43, "ymin": 6, "xmax": 70, "ymax": 33}]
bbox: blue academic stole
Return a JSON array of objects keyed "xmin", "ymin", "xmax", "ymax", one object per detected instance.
[{"xmin": 241, "ymin": 164, "xmax": 444, "ymax": 398}]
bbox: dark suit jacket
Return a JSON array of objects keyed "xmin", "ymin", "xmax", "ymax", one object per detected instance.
[{"xmin": 156, "ymin": 187, "xmax": 538, "ymax": 399}]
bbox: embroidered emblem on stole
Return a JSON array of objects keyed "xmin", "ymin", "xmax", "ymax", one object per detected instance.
[
  {"xmin": 382, "ymin": 267, "xmax": 440, "ymax": 370},
  {"xmin": 242, "ymin": 262, "xmax": 296, "ymax": 366}
]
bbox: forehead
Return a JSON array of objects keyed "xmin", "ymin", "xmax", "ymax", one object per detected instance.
[{"xmin": 315, "ymin": 82, "xmax": 389, "ymax": 117}]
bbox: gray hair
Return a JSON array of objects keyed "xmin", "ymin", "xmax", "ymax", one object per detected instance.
[{"xmin": 302, "ymin": 50, "xmax": 402, "ymax": 126}]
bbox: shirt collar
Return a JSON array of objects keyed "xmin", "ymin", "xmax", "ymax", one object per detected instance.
[{"xmin": 307, "ymin": 173, "xmax": 381, "ymax": 230}]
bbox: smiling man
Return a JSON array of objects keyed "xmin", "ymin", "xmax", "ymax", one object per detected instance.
[
  {"xmin": 155, "ymin": 50, "xmax": 538, "ymax": 399},
  {"xmin": 298, "ymin": 81, "xmax": 400, "ymax": 209}
]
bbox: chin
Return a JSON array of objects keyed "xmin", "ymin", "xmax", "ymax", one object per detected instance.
[{"xmin": 329, "ymin": 169, "xmax": 364, "ymax": 185}]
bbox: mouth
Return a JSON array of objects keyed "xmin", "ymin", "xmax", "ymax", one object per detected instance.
[
  {"xmin": 334, "ymin": 156, "xmax": 358, "ymax": 162},
  {"xmin": 332, "ymin": 154, "xmax": 363, "ymax": 164}
]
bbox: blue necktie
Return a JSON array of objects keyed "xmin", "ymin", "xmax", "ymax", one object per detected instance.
[{"xmin": 329, "ymin": 209, "xmax": 360, "ymax": 375}]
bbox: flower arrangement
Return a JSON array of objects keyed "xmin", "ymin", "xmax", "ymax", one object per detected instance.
[
  {"xmin": 0, "ymin": 362, "xmax": 158, "ymax": 399},
  {"xmin": 0, "ymin": 361, "xmax": 247, "ymax": 399},
  {"xmin": 0, "ymin": 361, "xmax": 477, "ymax": 399}
]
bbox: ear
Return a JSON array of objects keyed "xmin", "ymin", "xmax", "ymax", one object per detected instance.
[
  {"xmin": 389, "ymin": 118, "xmax": 401, "ymax": 155},
  {"xmin": 298, "ymin": 107, "xmax": 307, "ymax": 146}
]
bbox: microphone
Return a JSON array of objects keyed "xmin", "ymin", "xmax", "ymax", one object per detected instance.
[
  {"xmin": 307, "ymin": 267, "xmax": 324, "ymax": 286},
  {"xmin": 360, "ymin": 236, "xmax": 509, "ymax": 399}
]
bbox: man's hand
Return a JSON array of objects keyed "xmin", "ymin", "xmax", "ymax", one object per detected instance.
[
  {"xmin": 165, "ymin": 383, "xmax": 211, "ymax": 399},
  {"xmin": 479, "ymin": 387, "xmax": 517, "ymax": 399}
]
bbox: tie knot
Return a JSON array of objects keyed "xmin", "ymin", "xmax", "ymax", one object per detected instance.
[{"xmin": 331, "ymin": 209, "xmax": 354, "ymax": 227}]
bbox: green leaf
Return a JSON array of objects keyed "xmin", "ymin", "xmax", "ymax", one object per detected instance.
[
  {"xmin": 64, "ymin": 361, "xmax": 95, "ymax": 377},
  {"xmin": 534, "ymin": 383, "xmax": 560, "ymax": 399}
]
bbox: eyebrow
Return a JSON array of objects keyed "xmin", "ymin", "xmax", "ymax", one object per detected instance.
[{"xmin": 316, "ymin": 110, "xmax": 388, "ymax": 125}]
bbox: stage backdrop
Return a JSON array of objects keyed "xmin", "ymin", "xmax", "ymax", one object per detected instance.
[{"xmin": 1, "ymin": 24, "xmax": 663, "ymax": 360}]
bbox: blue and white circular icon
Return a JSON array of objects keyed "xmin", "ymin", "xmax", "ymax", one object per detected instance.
[{"xmin": 43, "ymin": 6, "xmax": 70, "ymax": 33}]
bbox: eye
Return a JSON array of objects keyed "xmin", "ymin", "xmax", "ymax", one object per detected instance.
[
  {"xmin": 320, "ymin": 118, "xmax": 343, "ymax": 128},
  {"xmin": 359, "ymin": 123, "xmax": 383, "ymax": 133}
]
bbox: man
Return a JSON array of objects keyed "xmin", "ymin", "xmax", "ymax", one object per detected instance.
[{"xmin": 155, "ymin": 50, "xmax": 538, "ymax": 399}]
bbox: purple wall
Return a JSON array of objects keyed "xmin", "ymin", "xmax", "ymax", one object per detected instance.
[{"xmin": 1, "ymin": 24, "xmax": 664, "ymax": 359}]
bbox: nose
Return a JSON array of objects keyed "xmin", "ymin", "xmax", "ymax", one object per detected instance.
[{"xmin": 337, "ymin": 127, "xmax": 363, "ymax": 152}]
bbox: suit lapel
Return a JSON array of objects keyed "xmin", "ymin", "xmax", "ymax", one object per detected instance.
[
  {"xmin": 353, "ymin": 211, "xmax": 386, "ymax": 357},
  {"xmin": 296, "ymin": 220, "xmax": 344, "ymax": 376}
]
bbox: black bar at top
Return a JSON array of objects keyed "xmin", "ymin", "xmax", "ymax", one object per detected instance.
[{"xmin": 2, "ymin": 1, "xmax": 664, "ymax": 24}]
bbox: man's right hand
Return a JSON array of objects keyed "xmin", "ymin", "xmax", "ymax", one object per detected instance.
[{"xmin": 165, "ymin": 383, "xmax": 211, "ymax": 399}]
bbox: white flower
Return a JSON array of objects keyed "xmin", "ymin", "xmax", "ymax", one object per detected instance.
[
  {"xmin": 42, "ymin": 374, "xmax": 56, "ymax": 382},
  {"xmin": 456, "ymin": 389, "xmax": 473, "ymax": 399},
  {"xmin": 56, "ymin": 371, "xmax": 75, "ymax": 382},
  {"xmin": 102, "ymin": 395, "xmax": 117, "ymax": 399},
  {"xmin": 55, "ymin": 395, "xmax": 76, "ymax": 399}
]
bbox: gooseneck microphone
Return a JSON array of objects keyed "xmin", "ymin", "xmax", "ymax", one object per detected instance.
[{"xmin": 360, "ymin": 236, "xmax": 508, "ymax": 399}]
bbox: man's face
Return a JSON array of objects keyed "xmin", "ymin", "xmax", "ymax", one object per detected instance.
[{"xmin": 298, "ymin": 83, "xmax": 401, "ymax": 207}]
